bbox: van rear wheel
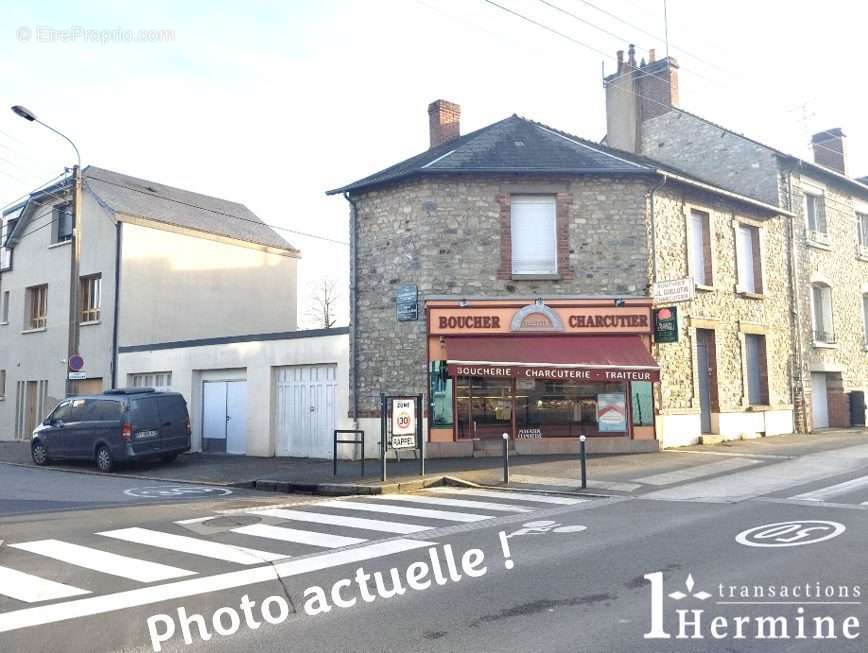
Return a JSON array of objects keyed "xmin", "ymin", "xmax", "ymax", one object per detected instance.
[
  {"xmin": 160, "ymin": 452, "xmax": 178, "ymax": 464},
  {"xmin": 95, "ymin": 445, "xmax": 114, "ymax": 473}
]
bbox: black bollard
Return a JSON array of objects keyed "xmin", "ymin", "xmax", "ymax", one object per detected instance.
[
  {"xmin": 580, "ymin": 435, "xmax": 587, "ymax": 489},
  {"xmin": 502, "ymin": 432, "xmax": 510, "ymax": 485}
]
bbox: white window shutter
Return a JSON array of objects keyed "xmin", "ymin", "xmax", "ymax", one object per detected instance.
[{"xmin": 511, "ymin": 195, "xmax": 557, "ymax": 274}]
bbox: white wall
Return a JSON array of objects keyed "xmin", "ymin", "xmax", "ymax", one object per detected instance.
[
  {"xmin": 117, "ymin": 332, "xmax": 349, "ymax": 457},
  {"xmin": 0, "ymin": 189, "xmax": 117, "ymax": 439},
  {"xmin": 119, "ymin": 221, "xmax": 298, "ymax": 347}
]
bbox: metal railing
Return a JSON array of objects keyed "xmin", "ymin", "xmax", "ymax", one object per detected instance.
[{"xmin": 333, "ymin": 429, "xmax": 365, "ymax": 477}]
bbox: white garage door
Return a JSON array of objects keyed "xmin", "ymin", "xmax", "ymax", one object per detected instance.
[
  {"xmin": 202, "ymin": 380, "xmax": 247, "ymax": 454},
  {"xmin": 275, "ymin": 365, "xmax": 337, "ymax": 458}
]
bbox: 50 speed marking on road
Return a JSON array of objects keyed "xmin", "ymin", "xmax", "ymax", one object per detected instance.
[
  {"xmin": 735, "ymin": 520, "xmax": 846, "ymax": 547},
  {"xmin": 124, "ymin": 486, "xmax": 233, "ymax": 499}
]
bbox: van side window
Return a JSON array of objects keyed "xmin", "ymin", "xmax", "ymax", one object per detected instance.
[
  {"xmin": 88, "ymin": 400, "xmax": 123, "ymax": 421},
  {"xmin": 51, "ymin": 401, "xmax": 72, "ymax": 422},
  {"xmin": 66, "ymin": 399, "xmax": 87, "ymax": 422}
]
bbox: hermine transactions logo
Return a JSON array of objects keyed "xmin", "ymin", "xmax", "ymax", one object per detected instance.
[{"xmin": 643, "ymin": 572, "xmax": 862, "ymax": 641}]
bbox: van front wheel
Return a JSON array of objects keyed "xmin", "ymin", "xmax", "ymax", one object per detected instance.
[
  {"xmin": 31, "ymin": 441, "xmax": 49, "ymax": 466},
  {"xmin": 95, "ymin": 445, "xmax": 114, "ymax": 473}
]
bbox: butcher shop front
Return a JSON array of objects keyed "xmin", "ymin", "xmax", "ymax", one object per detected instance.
[{"xmin": 427, "ymin": 298, "xmax": 659, "ymax": 447}]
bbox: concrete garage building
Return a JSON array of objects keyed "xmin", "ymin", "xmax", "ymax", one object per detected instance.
[
  {"xmin": 329, "ymin": 100, "xmax": 793, "ymax": 453},
  {"xmin": 1, "ymin": 166, "xmax": 354, "ymax": 459},
  {"xmin": 116, "ymin": 328, "xmax": 351, "ymax": 457}
]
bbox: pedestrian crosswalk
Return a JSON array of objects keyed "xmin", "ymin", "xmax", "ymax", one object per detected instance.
[
  {"xmin": 786, "ymin": 473, "xmax": 868, "ymax": 505},
  {"xmin": 0, "ymin": 488, "xmax": 587, "ymax": 633}
]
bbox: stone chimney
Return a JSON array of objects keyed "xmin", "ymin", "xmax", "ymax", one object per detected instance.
[
  {"xmin": 811, "ymin": 128, "xmax": 847, "ymax": 175},
  {"xmin": 604, "ymin": 45, "xmax": 679, "ymax": 153},
  {"xmin": 428, "ymin": 99, "xmax": 461, "ymax": 149}
]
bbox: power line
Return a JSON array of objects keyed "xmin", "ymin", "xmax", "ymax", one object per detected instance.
[{"xmin": 482, "ymin": 0, "xmax": 855, "ymax": 167}]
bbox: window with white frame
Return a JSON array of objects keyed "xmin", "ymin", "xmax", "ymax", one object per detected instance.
[
  {"xmin": 128, "ymin": 372, "xmax": 172, "ymax": 389},
  {"xmin": 736, "ymin": 223, "xmax": 762, "ymax": 294},
  {"xmin": 689, "ymin": 209, "xmax": 713, "ymax": 286},
  {"xmin": 26, "ymin": 285, "xmax": 47, "ymax": 330},
  {"xmin": 857, "ymin": 212, "xmax": 868, "ymax": 252},
  {"xmin": 80, "ymin": 274, "xmax": 101, "ymax": 323},
  {"xmin": 1, "ymin": 291, "xmax": 8, "ymax": 324},
  {"xmin": 510, "ymin": 195, "xmax": 557, "ymax": 275},
  {"xmin": 0, "ymin": 215, "xmax": 16, "ymax": 270},
  {"xmin": 811, "ymin": 283, "xmax": 835, "ymax": 344},
  {"xmin": 52, "ymin": 203, "xmax": 74, "ymax": 244},
  {"xmin": 744, "ymin": 334, "xmax": 769, "ymax": 405},
  {"xmin": 863, "ymin": 293, "xmax": 868, "ymax": 346},
  {"xmin": 805, "ymin": 190, "xmax": 828, "ymax": 240}
]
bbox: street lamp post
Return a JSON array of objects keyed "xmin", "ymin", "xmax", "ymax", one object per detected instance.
[{"xmin": 11, "ymin": 106, "xmax": 82, "ymax": 398}]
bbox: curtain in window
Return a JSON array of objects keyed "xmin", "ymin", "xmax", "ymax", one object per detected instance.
[
  {"xmin": 736, "ymin": 225, "xmax": 757, "ymax": 293},
  {"xmin": 510, "ymin": 195, "xmax": 557, "ymax": 275},
  {"xmin": 689, "ymin": 211, "xmax": 708, "ymax": 285}
]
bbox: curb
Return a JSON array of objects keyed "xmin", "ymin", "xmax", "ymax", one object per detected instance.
[{"xmin": 252, "ymin": 474, "xmax": 478, "ymax": 497}]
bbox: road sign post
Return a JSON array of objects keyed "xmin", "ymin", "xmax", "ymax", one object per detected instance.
[{"xmin": 380, "ymin": 393, "xmax": 425, "ymax": 482}]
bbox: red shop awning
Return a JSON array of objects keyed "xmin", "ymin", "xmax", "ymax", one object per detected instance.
[{"xmin": 445, "ymin": 336, "xmax": 659, "ymax": 382}]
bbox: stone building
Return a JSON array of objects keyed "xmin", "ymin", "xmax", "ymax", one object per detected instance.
[
  {"xmin": 605, "ymin": 44, "xmax": 868, "ymax": 432},
  {"xmin": 328, "ymin": 100, "xmax": 792, "ymax": 454}
]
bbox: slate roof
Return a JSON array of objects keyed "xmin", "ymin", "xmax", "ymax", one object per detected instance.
[
  {"xmin": 84, "ymin": 166, "xmax": 296, "ymax": 252},
  {"xmin": 327, "ymin": 115, "xmax": 653, "ymax": 196}
]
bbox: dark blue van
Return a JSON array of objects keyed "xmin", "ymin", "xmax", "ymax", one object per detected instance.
[{"xmin": 30, "ymin": 388, "xmax": 191, "ymax": 472}]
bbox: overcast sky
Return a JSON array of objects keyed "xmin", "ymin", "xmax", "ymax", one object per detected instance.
[{"xmin": 2, "ymin": 0, "xmax": 865, "ymax": 326}]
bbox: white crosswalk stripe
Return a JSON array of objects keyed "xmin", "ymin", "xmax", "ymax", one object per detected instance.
[
  {"xmin": 789, "ymin": 474, "xmax": 868, "ymax": 502},
  {"xmin": 0, "ymin": 538, "xmax": 434, "ymax": 634},
  {"xmin": 0, "ymin": 486, "xmax": 591, "ymax": 631},
  {"xmin": 250, "ymin": 508, "xmax": 433, "ymax": 534},
  {"xmin": 0, "ymin": 566, "xmax": 90, "ymax": 603},
  {"xmin": 321, "ymin": 499, "xmax": 492, "ymax": 522},
  {"xmin": 231, "ymin": 523, "xmax": 367, "ymax": 548},
  {"xmin": 426, "ymin": 486, "xmax": 586, "ymax": 505},
  {"xmin": 9, "ymin": 540, "xmax": 196, "ymax": 583},
  {"xmin": 379, "ymin": 493, "xmax": 532, "ymax": 512},
  {"xmin": 97, "ymin": 527, "xmax": 288, "ymax": 564}
]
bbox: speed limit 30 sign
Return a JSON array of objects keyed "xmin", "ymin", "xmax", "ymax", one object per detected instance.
[{"xmin": 391, "ymin": 398, "xmax": 416, "ymax": 449}]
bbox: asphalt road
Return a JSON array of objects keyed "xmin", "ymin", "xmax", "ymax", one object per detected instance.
[{"xmin": 3, "ymin": 444, "xmax": 868, "ymax": 653}]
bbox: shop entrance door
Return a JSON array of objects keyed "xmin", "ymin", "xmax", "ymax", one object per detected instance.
[{"xmin": 696, "ymin": 329, "xmax": 717, "ymax": 434}]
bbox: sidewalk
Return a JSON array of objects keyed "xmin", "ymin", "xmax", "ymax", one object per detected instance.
[{"xmin": 2, "ymin": 429, "xmax": 867, "ymax": 495}]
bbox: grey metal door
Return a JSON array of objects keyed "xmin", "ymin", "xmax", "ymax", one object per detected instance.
[{"xmin": 696, "ymin": 330, "xmax": 713, "ymax": 433}]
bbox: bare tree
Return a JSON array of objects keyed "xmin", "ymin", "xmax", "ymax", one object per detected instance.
[{"xmin": 305, "ymin": 277, "xmax": 339, "ymax": 329}]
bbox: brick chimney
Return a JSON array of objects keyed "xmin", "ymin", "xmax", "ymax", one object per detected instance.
[
  {"xmin": 811, "ymin": 128, "xmax": 847, "ymax": 175},
  {"xmin": 604, "ymin": 45, "xmax": 679, "ymax": 153},
  {"xmin": 428, "ymin": 99, "xmax": 460, "ymax": 149}
]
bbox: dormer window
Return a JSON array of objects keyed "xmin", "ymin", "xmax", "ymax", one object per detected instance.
[{"xmin": 52, "ymin": 203, "xmax": 74, "ymax": 244}]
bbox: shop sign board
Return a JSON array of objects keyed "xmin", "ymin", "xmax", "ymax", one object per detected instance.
[
  {"xmin": 396, "ymin": 284, "xmax": 418, "ymax": 322},
  {"xmin": 653, "ymin": 306, "xmax": 679, "ymax": 343},
  {"xmin": 597, "ymin": 393, "xmax": 627, "ymax": 432},
  {"xmin": 429, "ymin": 305, "xmax": 651, "ymax": 335},
  {"xmin": 390, "ymin": 398, "xmax": 416, "ymax": 449},
  {"xmin": 448, "ymin": 364, "xmax": 658, "ymax": 383},
  {"xmin": 651, "ymin": 278, "xmax": 694, "ymax": 304}
]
